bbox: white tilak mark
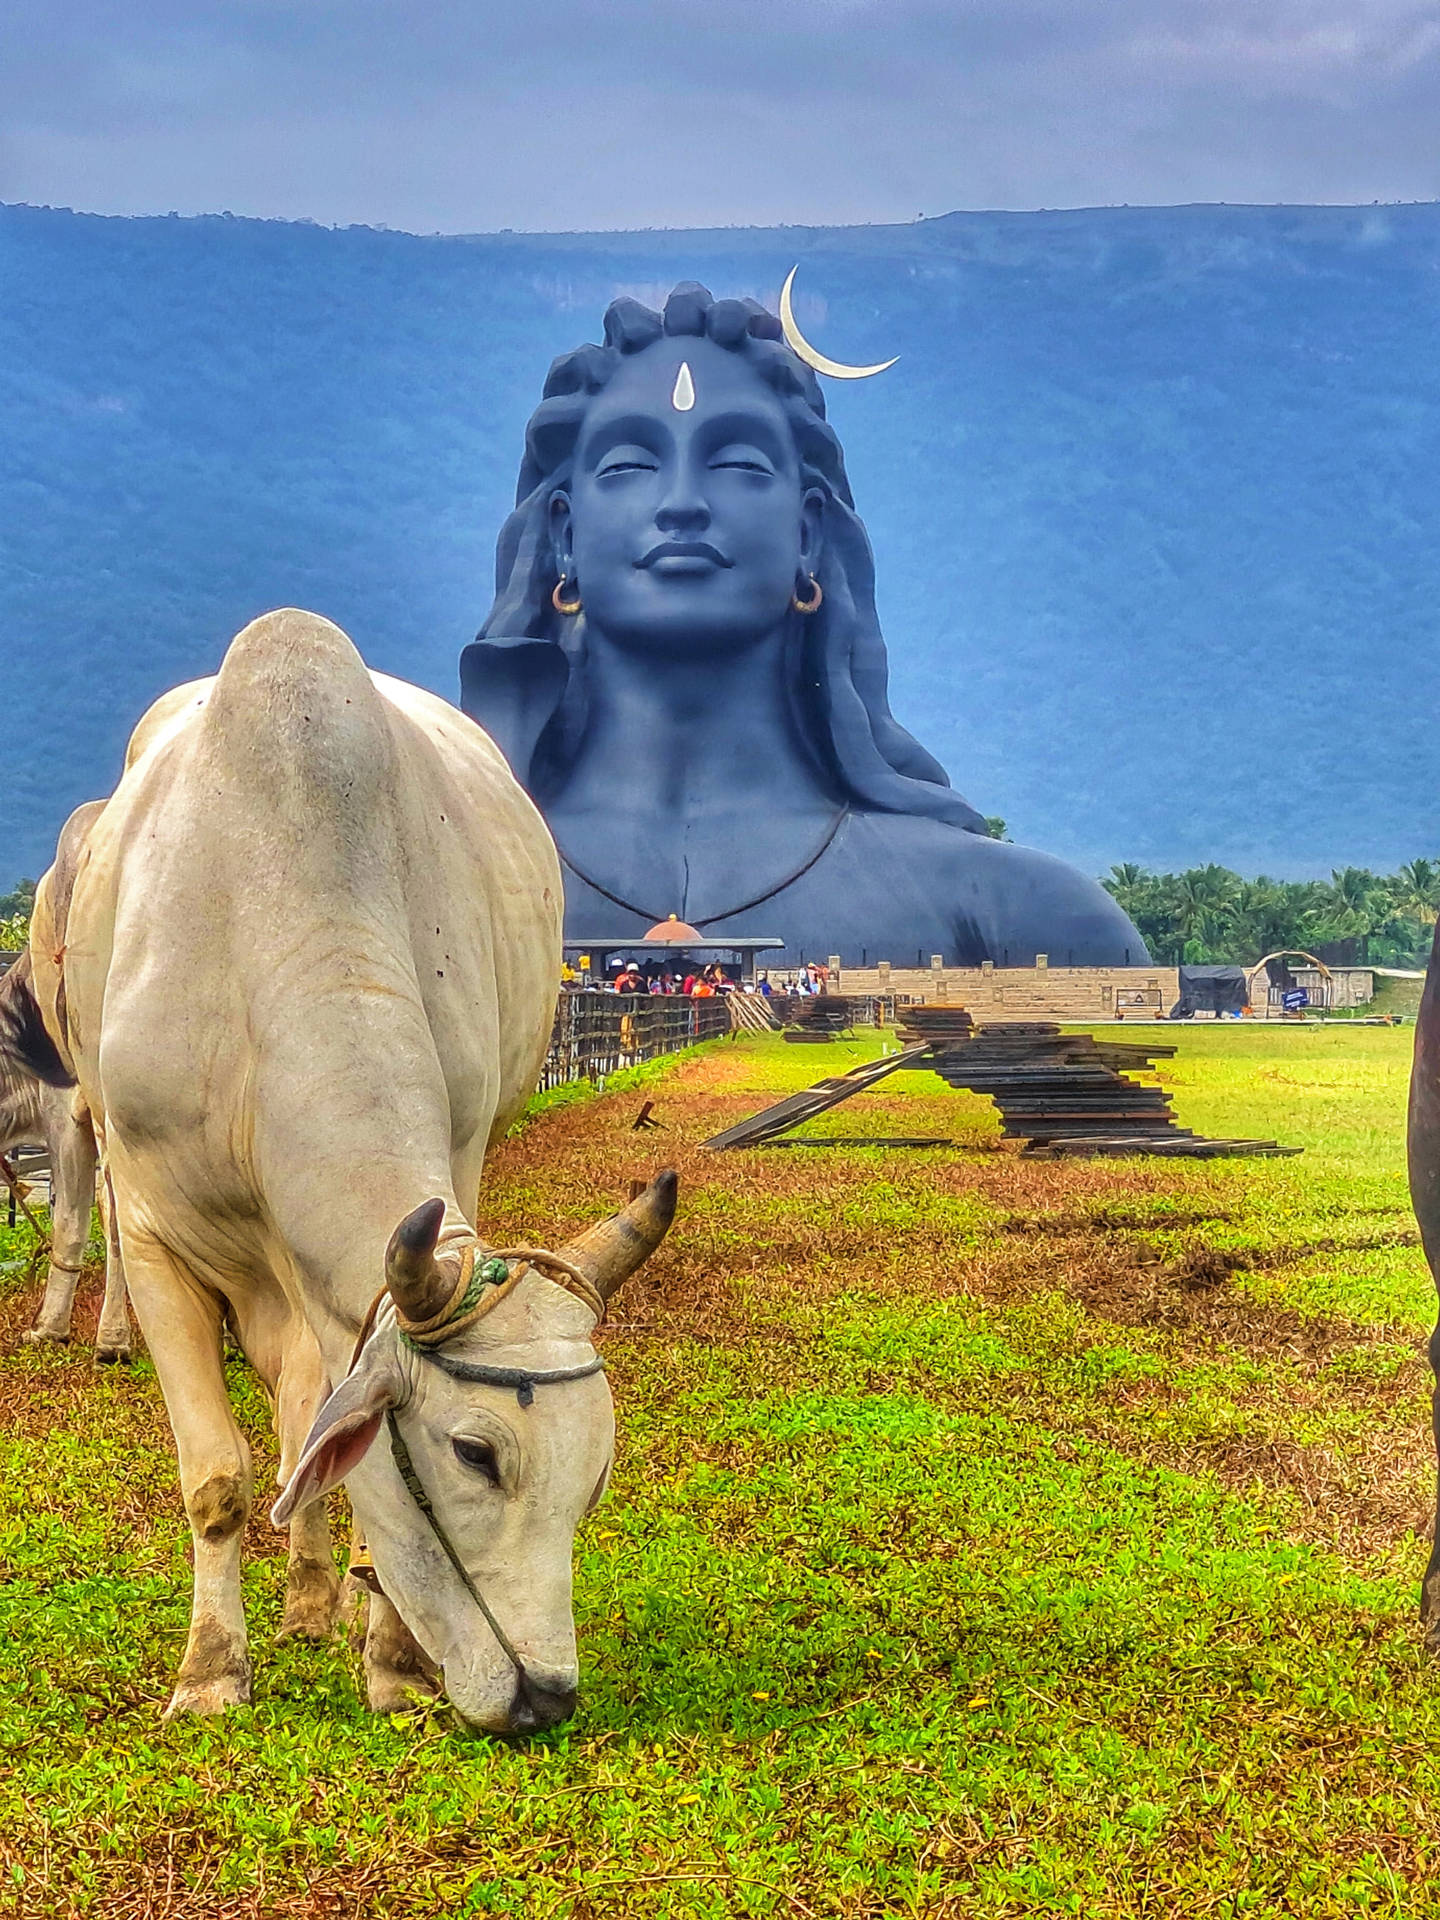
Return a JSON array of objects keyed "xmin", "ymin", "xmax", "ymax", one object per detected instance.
[{"xmin": 671, "ymin": 362, "xmax": 696, "ymax": 412}]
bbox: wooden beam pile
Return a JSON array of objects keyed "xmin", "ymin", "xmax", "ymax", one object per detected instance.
[
  {"xmin": 917, "ymin": 1020, "xmax": 1296, "ymax": 1158},
  {"xmin": 702, "ymin": 1015, "xmax": 1298, "ymax": 1159},
  {"xmin": 772, "ymin": 994, "xmax": 859, "ymax": 1042},
  {"xmin": 894, "ymin": 1005, "xmax": 976, "ymax": 1046}
]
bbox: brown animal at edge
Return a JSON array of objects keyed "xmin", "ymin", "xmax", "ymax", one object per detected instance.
[{"xmin": 1409, "ymin": 915, "xmax": 1440, "ymax": 1643}]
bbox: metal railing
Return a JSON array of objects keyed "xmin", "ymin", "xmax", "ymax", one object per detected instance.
[{"xmin": 541, "ymin": 991, "xmax": 732, "ymax": 1089}]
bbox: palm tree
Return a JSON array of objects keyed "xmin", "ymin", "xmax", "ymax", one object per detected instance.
[
  {"xmin": 1321, "ymin": 868, "xmax": 1390, "ymax": 962},
  {"xmin": 1228, "ymin": 878, "xmax": 1295, "ymax": 963},
  {"xmin": 1397, "ymin": 860, "xmax": 1440, "ymax": 925},
  {"xmin": 1171, "ymin": 866, "xmax": 1241, "ymax": 949}
]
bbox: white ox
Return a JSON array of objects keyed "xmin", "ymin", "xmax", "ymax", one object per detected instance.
[{"xmin": 31, "ymin": 608, "xmax": 675, "ymax": 1731}]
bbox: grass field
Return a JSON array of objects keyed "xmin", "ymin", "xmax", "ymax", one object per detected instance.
[{"xmin": 1, "ymin": 1023, "xmax": 1437, "ymax": 1917}]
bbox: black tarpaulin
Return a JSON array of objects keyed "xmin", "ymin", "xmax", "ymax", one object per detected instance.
[{"xmin": 1169, "ymin": 965, "xmax": 1250, "ymax": 1018}]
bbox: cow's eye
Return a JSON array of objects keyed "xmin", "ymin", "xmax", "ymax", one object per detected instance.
[{"xmin": 452, "ymin": 1437, "xmax": 501, "ymax": 1485}]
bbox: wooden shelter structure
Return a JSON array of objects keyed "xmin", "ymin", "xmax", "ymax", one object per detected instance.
[
  {"xmin": 564, "ymin": 916, "xmax": 784, "ymax": 987},
  {"xmin": 1246, "ymin": 949, "xmax": 1333, "ymax": 1016}
]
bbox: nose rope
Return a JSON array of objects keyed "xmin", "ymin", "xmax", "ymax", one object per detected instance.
[{"xmin": 384, "ymin": 1410, "xmax": 530, "ymax": 1681}]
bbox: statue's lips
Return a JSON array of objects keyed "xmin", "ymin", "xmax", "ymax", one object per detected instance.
[{"xmin": 636, "ymin": 542, "xmax": 733, "ymax": 575}]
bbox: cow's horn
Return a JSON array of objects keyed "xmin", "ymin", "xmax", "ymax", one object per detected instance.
[
  {"xmin": 384, "ymin": 1196, "xmax": 456, "ymax": 1326},
  {"xmin": 558, "ymin": 1169, "xmax": 678, "ymax": 1303}
]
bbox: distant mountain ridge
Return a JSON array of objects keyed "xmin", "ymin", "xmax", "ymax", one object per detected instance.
[{"xmin": 3, "ymin": 199, "xmax": 1439, "ymax": 883}]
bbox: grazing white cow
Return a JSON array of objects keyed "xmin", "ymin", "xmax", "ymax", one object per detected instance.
[
  {"xmin": 32, "ymin": 609, "xmax": 675, "ymax": 1730},
  {"xmin": 1, "ymin": 917, "xmax": 130, "ymax": 1361}
]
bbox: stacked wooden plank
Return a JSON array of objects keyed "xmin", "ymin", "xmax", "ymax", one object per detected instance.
[
  {"xmin": 702, "ymin": 1016, "xmax": 1298, "ymax": 1159},
  {"xmin": 925, "ymin": 1022, "xmax": 1297, "ymax": 1158},
  {"xmin": 787, "ymin": 994, "xmax": 857, "ymax": 1032},
  {"xmin": 895, "ymin": 1005, "xmax": 976, "ymax": 1046}
]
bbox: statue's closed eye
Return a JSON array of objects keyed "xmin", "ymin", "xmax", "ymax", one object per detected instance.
[
  {"xmin": 596, "ymin": 446, "xmax": 659, "ymax": 478},
  {"xmin": 709, "ymin": 445, "xmax": 775, "ymax": 475}
]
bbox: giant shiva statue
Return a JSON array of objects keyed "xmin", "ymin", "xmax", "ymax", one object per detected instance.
[{"xmin": 460, "ymin": 277, "xmax": 1145, "ymax": 967}]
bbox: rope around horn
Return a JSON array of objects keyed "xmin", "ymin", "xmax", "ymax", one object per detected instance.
[
  {"xmin": 347, "ymin": 1240, "xmax": 608, "ymax": 1378},
  {"xmin": 390, "ymin": 1243, "xmax": 607, "ymax": 1353}
]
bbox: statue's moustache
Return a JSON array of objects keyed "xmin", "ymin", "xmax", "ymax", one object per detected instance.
[{"xmin": 635, "ymin": 541, "xmax": 733, "ymax": 570}]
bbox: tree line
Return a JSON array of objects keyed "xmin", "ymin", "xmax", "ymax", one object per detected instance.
[
  {"xmin": 1102, "ymin": 863, "xmax": 1440, "ymax": 969},
  {"xmin": 4, "ymin": 864, "xmax": 1440, "ymax": 972}
]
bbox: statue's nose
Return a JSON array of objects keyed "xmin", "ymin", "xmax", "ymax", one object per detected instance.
[
  {"xmin": 655, "ymin": 491, "xmax": 710, "ymax": 533},
  {"xmin": 508, "ymin": 1670, "xmax": 578, "ymax": 1734}
]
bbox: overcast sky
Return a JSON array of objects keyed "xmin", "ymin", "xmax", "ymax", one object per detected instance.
[{"xmin": 4, "ymin": 1, "xmax": 1439, "ymax": 233}]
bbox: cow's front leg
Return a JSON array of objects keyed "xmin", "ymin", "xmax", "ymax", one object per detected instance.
[
  {"xmin": 23, "ymin": 1094, "xmax": 97, "ymax": 1347},
  {"xmin": 121, "ymin": 1228, "xmax": 253, "ymax": 1715},
  {"xmin": 94, "ymin": 1165, "xmax": 132, "ymax": 1364},
  {"xmin": 363, "ymin": 1589, "xmax": 441, "ymax": 1713},
  {"xmin": 22, "ymin": 1254, "xmax": 85, "ymax": 1347},
  {"xmin": 273, "ymin": 1327, "xmax": 343, "ymax": 1642}
]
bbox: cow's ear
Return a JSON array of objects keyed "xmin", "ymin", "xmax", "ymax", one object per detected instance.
[{"xmin": 271, "ymin": 1343, "xmax": 405, "ymax": 1527}]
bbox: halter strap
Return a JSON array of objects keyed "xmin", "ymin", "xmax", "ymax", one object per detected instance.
[
  {"xmin": 343, "ymin": 1236, "xmax": 609, "ymax": 1686},
  {"xmin": 417, "ymin": 1350, "xmax": 605, "ymax": 1407},
  {"xmin": 393, "ymin": 1243, "xmax": 607, "ymax": 1350}
]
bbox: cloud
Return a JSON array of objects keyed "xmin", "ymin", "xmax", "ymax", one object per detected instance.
[{"xmin": 4, "ymin": 0, "xmax": 1440, "ymax": 229}]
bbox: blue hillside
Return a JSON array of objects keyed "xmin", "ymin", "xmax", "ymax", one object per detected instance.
[{"xmin": 2, "ymin": 200, "xmax": 1438, "ymax": 884}]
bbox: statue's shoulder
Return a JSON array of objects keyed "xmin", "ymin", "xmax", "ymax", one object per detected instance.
[
  {"xmin": 843, "ymin": 812, "xmax": 1145, "ymax": 965},
  {"xmin": 845, "ymin": 811, "xmax": 1093, "ymax": 897}
]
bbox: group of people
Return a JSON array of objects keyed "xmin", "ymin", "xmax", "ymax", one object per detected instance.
[
  {"xmin": 559, "ymin": 958, "xmax": 834, "ymax": 997},
  {"xmin": 604, "ymin": 960, "xmax": 736, "ymax": 997}
]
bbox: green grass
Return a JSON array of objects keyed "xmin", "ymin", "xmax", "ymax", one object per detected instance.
[{"xmin": 1, "ymin": 1023, "xmax": 1437, "ymax": 1916}]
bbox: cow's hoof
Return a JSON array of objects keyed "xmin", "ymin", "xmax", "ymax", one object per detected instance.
[
  {"xmin": 277, "ymin": 1558, "xmax": 344, "ymax": 1644},
  {"xmin": 164, "ymin": 1668, "xmax": 251, "ymax": 1717},
  {"xmin": 21, "ymin": 1327, "xmax": 70, "ymax": 1348},
  {"xmin": 276, "ymin": 1598, "xmax": 343, "ymax": 1644},
  {"xmin": 93, "ymin": 1343, "xmax": 133, "ymax": 1367},
  {"xmin": 365, "ymin": 1663, "xmax": 442, "ymax": 1714}
]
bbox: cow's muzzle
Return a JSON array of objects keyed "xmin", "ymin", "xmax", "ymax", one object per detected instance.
[{"xmin": 507, "ymin": 1669, "xmax": 578, "ymax": 1734}]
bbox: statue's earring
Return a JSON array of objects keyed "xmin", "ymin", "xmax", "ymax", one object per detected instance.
[
  {"xmin": 552, "ymin": 576, "xmax": 582, "ymax": 616},
  {"xmin": 791, "ymin": 574, "xmax": 823, "ymax": 615}
]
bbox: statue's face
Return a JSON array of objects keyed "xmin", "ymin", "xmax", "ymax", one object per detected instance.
[{"xmin": 552, "ymin": 337, "xmax": 822, "ymax": 655}]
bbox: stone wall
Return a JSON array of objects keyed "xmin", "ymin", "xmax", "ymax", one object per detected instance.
[{"xmin": 829, "ymin": 961, "xmax": 1181, "ymax": 1022}]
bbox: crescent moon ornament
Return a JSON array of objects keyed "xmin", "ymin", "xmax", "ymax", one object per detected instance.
[{"xmin": 779, "ymin": 266, "xmax": 899, "ymax": 380}]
